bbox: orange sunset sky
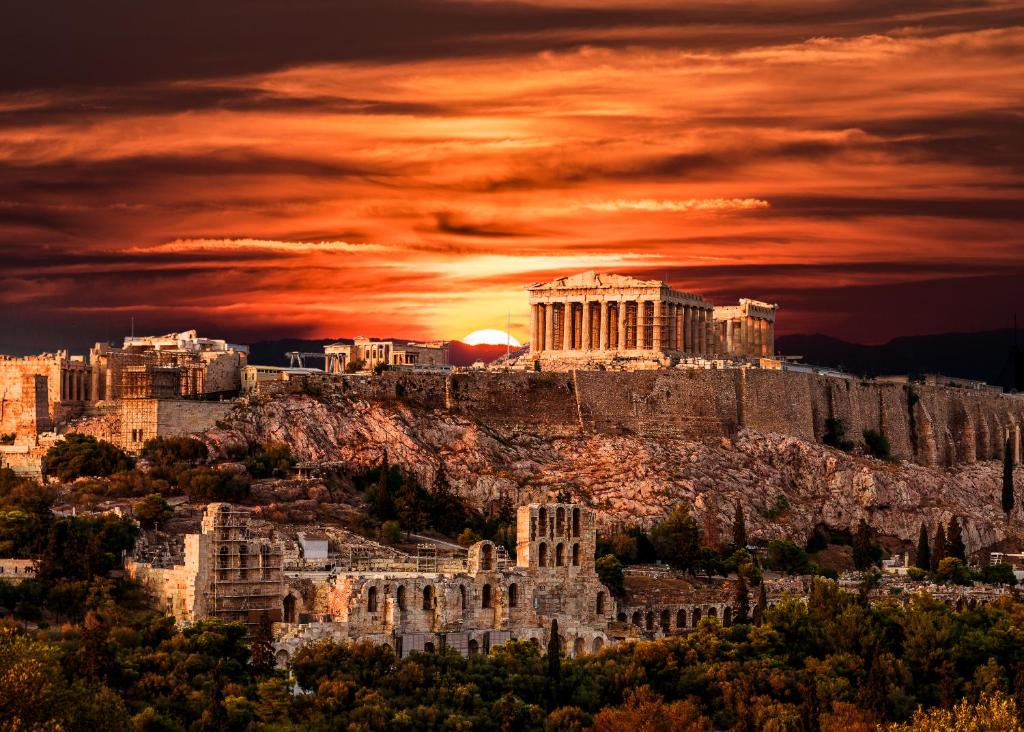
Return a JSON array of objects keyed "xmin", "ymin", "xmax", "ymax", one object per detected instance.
[{"xmin": 2, "ymin": 1, "xmax": 1023, "ymax": 353}]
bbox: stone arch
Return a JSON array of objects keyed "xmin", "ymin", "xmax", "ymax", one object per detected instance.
[
  {"xmin": 538, "ymin": 507, "xmax": 548, "ymax": 535},
  {"xmin": 219, "ymin": 545, "xmax": 229, "ymax": 569},
  {"xmin": 692, "ymin": 607, "xmax": 702, "ymax": 626},
  {"xmin": 592, "ymin": 637, "xmax": 604, "ymax": 654},
  {"xmin": 397, "ymin": 585, "xmax": 407, "ymax": 611},
  {"xmin": 645, "ymin": 611, "xmax": 654, "ymax": 631},
  {"xmin": 423, "ymin": 585, "xmax": 434, "ymax": 611},
  {"xmin": 283, "ymin": 594, "xmax": 297, "ymax": 624},
  {"xmin": 556, "ymin": 507, "xmax": 565, "ymax": 535},
  {"xmin": 660, "ymin": 609, "xmax": 670, "ymax": 631},
  {"xmin": 482, "ymin": 583, "xmax": 492, "ymax": 609},
  {"xmin": 572, "ymin": 543, "xmax": 580, "ymax": 567},
  {"xmin": 538, "ymin": 542, "xmax": 548, "ymax": 567},
  {"xmin": 573, "ymin": 637, "xmax": 586, "ymax": 657},
  {"xmin": 508, "ymin": 583, "xmax": 518, "ymax": 608},
  {"xmin": 707, "ymin": 606, "xmax": 718, "ymax": 619},
  {"xmin": 556, "ymin": 543, "xmax": 565, "ymax": 567},
  {"xmin": 459, "ymin": 585, "xmax": 467, "ymax": 610},
  {"xmin": 617, "ymin": 611, "xmax": 627, "ymax": 622},
  {"xmin": 596, "ymin": 591, "xmax": 605, "ymax": 615},
  {"xmin": 367, "ymin": 586, "xmax": 378, "ymax": 612},
  {"xmin": 481, "ymin": 543, "xmax": 494, "ymax": 571},
  {"xmin": 676, "ymin": 609, "xmax": 686, "ymax": 629},
  {"xmin": 572, "ymin": 507, "xmax": 581, "ymax": 537},
  {"xmin": 631, "ymin": 611, "xmax": 642, "ymax": 626},
  {"xmin": 423, "ymin": 641, "xmax": 436, "ymax": 654},
  {"xmin": 723, "ymin": 606, "xmax": 732, "ymax": 626},
  {"xmin": 468, "ymin": 639, "xmax": 479, "ymax": 655}
]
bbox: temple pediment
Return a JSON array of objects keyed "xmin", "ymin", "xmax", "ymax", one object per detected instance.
[{"xmin": 527, "ymin": 270, "xmax": 663, "ymax": 292}]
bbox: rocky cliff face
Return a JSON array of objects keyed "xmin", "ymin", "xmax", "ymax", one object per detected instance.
[{"xmin": 205, "ymin": 391, "xmax": 1023, "ymax": 556}]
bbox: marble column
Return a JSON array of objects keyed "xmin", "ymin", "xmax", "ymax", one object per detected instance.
[
  {"xmin": 698, "ymin": 310, "xmax": 707, "ymax": 355},
  {"xmin": 599, "ymin": 302, "xmax": 609, "ymax": 351},
  {"xmin": 532, "ymin": 305, "xmax": 540, "ymax": 354},
  {"xmin": 652, "ymin": 300, "xmax": 663, "ymax": 352},
  {"xmin": 544, "ymin": 303, "xmax": 554, "ymax": 352},
  {"xmin": 768, "ymin": 321, "xmax": 775, "ymax": 356},
  {"xmin": 582, "ymin": 300, "xmax": 592, "ymax": 350},
  {"xmin": 682, "ymin": 306, "xmax": 691, "ymax": 352},
  {"xmin": 563, "ymin": 303, "xmax": 574, "ymax": 351},
  {"xmin": 617, "ymin": 300, "xmax": 626, "ymax": 350}
]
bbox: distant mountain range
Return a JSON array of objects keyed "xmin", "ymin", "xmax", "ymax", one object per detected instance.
[
  {"xmin": 246, "ymin": 338, "xmax": 513, "ymax": 368},
  {"xmin": 775, "ymin": 328, "xmax": 1023, "ymax": 390},
  {"xmin": 249, "ymin": 329, "xmax": 1023, "ymax": 390}
]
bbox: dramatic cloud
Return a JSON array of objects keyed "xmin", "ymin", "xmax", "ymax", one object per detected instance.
[{"xmin": 1, "ymin": 0, "xmax": 1022, "ymax": 353}]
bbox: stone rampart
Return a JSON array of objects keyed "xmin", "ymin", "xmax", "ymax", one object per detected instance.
[{"xmin": 301, "ymin": 369, "xmax": 1023, "ymax": 467}]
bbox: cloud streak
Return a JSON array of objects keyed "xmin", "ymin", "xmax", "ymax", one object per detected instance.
[{"xmin": 0, "ymin": 0, "xmax": 1022, "ymax": 352}]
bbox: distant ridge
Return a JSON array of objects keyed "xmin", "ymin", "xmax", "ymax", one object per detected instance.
[
  {"xmin": 776, "ymin": 328, "xmax": 1021, "ymax": 390},
  {"xmin": 247, "ymin": 338, "xmax": 515, "ymax": 368}
]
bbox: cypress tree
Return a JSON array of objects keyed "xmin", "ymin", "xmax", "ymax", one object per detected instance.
[
  {"xmin": 735, "ymin": 573, "xmax": 750, "ymax": 623},
  {"xmin": 915, "ymin": 523, "xmax": 931, "ymax": 571},
  {"xmin": 930, "ymin": 523, "xmax": 947, "ymax": 572},
  {"xmin": 733, "ymin": 504, "xmax": 747, "ymax": 550},
  {"xmin": 946, "ymin": 517, "xmax": 966, "ymax": 561},
  {"xmin": 546, "ymin": 618, "xmax": 561, "ymax": 684},
  {"xmin": 753, "ymin": 582, "xmax": 768, "ymax": 626},
  {"xmin": 1004, "ymin": 438, "xmax": 1016, "ymax": 515}
]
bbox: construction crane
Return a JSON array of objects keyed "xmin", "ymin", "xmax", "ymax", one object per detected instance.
[{"xmin": 286, "ymin": 351, "xmax": 328, "ymax": 368}]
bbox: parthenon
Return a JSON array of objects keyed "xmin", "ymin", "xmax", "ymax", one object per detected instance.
[{"xmin": 527, "ymin": 271, "xmax": 777, "ymax": 362}]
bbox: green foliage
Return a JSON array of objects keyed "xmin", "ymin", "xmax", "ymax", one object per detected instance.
[
  {"xmin": 823, "ymin": 417, "xmax": 854, "ymax": 452},
  {"xmin": 936, "ymin": 557, "xmax": 974, "ymax": 586},
  {"xmin": 863, "ymin": 429, "xmax": 892, "ymax": 460},
  {"xmin": 44, "ymin": 433, "xmax": 133, "ymax": 481},
  {"xmin": 765, "ymin": 539, "xmax": 814, "ymax": 575},
  {"xmin": 931, "ymin": 523, "xmax": 947, "ymax": 573},
  {"xmin": 649, "ymin": 506, "xmax": 702, "ymax": 571},
  {"xmin": 595, "ymin": 554, "xmax": 625, "ymax": 596},
  {"xmin": 15, "ymin": 581, "xmax": 1024, "ymax": 729},
  {"xmin": 244, "ymin": 442, "xmax": 296, "ymax": 479},
  {"xmin": 140, "ymin": 435, "xmax": 208, "ymax": 465},
  {"xmin": 134, "ymin": 493, "xmax": 173, "ymax": 529},
  {"xmin": 732, "ymin": 503, "xmax": 747, "ymax": 549},
  {"xmin": 0, "ymin": 432, "xmax": 14, "ymax": 445},
  {"xmin": 915, "ymin": 523, "xmax": 931, "ymax": 571},
  {"xmin": 383, "ymin": 520, "xmax": 403, "ymax": 545},
  {"xmin": 982, "ymin": 562, "xmax": 1018, "ymax": 586},
  {"xmin": 177, "ymin": 466, "xmax": 251, "ymax": 501},
  {"xmin": 946, "ymin": 516, "xmax": 966, "ymax": 562},
  {"xmin": 906, "ymin": 567, "xmax": 928, "ymax": 581},
  {"xmin": 852, "ymin": 518, "xmax": 883, "ymax": 570}
]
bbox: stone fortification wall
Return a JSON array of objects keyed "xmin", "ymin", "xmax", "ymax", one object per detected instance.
[{"xmin": 291, "ymin": 370, "xmax": 1023, "ymax": 467}]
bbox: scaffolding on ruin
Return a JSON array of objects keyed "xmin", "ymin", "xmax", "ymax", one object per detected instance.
[
  {"xmin": 204, "ymin": 506, "xmax": 286, "ymax": 626},
  {"xmin": 340, "ymin": 543, "xmax": 469, "ymax": 573}
]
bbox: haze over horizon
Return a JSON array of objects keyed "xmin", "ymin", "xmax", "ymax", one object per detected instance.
[{"xmin": 3, "ymin": 1, "xmax": 1024, "ymax": 354}]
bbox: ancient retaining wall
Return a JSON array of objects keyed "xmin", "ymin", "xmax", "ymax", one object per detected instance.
[{"xmin": 301, "ymin": 370, "xmax": 1024, "ymax": 467}]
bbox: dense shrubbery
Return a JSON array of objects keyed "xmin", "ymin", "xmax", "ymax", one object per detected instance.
[
  {"xmin": 863, "ymin": 428, "xmax": 892, "ymax": 460},
  {"xmin": 44, "ymin": 434, "xmax": 133, "ymax": 481},
  {"xmin": 244, "ymin": 443, "xmax": 296, "ymax": 479},
  {"xmin": 359, "ymin": 461, "xmax": 514, "ymax": 549}
]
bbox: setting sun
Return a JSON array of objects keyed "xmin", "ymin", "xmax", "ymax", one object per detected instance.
[{"xmin": 462, "ymin": 329, "xmax": 522, "ymax": 347}]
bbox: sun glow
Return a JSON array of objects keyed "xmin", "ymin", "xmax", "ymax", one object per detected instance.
[{"xmin": 462, "ymin": 329, "xmax": 522, "ymax": 346}]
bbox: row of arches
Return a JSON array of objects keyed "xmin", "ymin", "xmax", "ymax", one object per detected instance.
[
  {"xmin": 618, "ymin": 604, "xmax": 747, "ymax": 632},
  {"xmin": 364, "ymin": 582, "xmax": 519, "ymax": 614},
  {"xmin": 537, "ymin": 541, "xmax": 581, "ymax": 568},
  {"xmin": 534, "ymin": 506, "xmax": 582, "ymax": 541}
]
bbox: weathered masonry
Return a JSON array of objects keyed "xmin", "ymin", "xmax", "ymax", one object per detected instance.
[{"xmin": 527, "ymin": 271, "xmax": 777, "ymax": 362}]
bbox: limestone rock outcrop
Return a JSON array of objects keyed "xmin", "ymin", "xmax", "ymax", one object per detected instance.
[{"xmin": 204, "ymin": 391, "xmax": 1023, "ymax": 556}]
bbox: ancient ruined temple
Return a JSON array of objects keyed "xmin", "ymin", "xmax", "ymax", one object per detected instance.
[{"xmin": 526, "ymin": 271, "xmax": 776, "ymax": 363}]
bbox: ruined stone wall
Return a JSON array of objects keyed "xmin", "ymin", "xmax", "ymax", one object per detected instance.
[
  {"xmin": 294, "ymin": 369, "xmax": 1024, "ymax": 467},
  {"xmin": 120, "ymin": 399, "xmax": 237, "ymax": 451},
  {"xmin": 0, "ymin": 356, "xmax": 62, "ymax": 436}
]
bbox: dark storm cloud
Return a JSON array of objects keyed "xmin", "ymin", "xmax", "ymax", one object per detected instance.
[{"xmin": 2, "ymin": 0, "xmax": 1020, "ymax": 93}]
